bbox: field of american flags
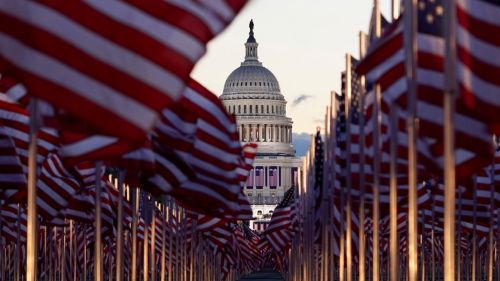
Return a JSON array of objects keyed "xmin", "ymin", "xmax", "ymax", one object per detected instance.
[{"xmin": 0, "ymin": 0, "xmax": 499, "ymax": 280}]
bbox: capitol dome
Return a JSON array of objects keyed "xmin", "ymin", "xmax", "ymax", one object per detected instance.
[
  {"xmin": 222, "ymin": 65, "xmax": 282, "ymax": 96},
  {"xmin": 220, "ymin": 20, "xmax": 294, "ymax": 156}
]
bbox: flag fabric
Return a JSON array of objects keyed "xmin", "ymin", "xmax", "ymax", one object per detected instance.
[
  {"xmin": 357, "ymin": 0, "xmax": 493, "ymax": 181},
  {"xmin": 246, "ymin": 169, "xmax": 254, "ymax": 188},
  {"xmin": 269, "ymin": 166, "xmax": 278, "ymax": 188},
  {"xmin": 255, "ymin": 166, "xmax": 265, "ymax": 188},
  {"xmin": 0, "ymin": 1, "xmax": 248, "ymax": 141},
  {"xmin": 147, "ymin": 78, "xmax": 251, "ymax": 219},
  {"xmin": 456, "ymin": 0, "xmax": 500, "ymax": 133},
  {"xmin": 262, "ymin": 187, "xmax": 296, "ymax": 253}
]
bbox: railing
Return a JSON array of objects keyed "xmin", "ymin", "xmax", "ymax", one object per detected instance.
[{"xmin": 247, "ymin": 196, "xmax": 282, "ymax": 205}]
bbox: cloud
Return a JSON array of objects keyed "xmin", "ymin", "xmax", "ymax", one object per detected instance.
[{"xmin": 291, "ymin": 94, "xmax": 313, "ymax": 107}]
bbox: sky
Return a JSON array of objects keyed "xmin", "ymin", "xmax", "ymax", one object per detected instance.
[{"xmin": 192, "ymin": 0, "xmax": 394, "ymax": 134}]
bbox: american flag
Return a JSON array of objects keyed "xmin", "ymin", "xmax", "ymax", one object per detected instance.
[
  {"xmin": 456, "ymin": 0, "xmax": 500, "ymax": 134},
  {"xmin": 0, "ymin": 1, "xmax": 248, "ymax": 141},
  {"xmin": 269, "ymin": 166, "xmax": 278, "ymax": 188},
  {"xmin": 255, "ymin": 166, "xmax": 265, "ymax": 188},
  {"xmin": 262, "ymin": 187, "xmax": 296, "ymax": 253}
]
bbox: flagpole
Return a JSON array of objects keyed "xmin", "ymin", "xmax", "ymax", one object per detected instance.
[
  {"xmin": 131, "ymin": 187, "xmax": 139, "ymax": 281},
  {"xmin": 329, "ymin": 91, "xmax": 337, "ymax": 281},
  {"xmin": 94, "ymin": 161, "xmax": 103, "ymax": 281},
  {"xmin": 487, "ymin": 149, "xmax": 495, "ymax": 281},
  {"xmin": 27, "ymin": 98, "xmax": 39, "ymax": 281},
  {"xmin": 443, "ymin": 1, "xmax": 457, "ymax": 281},
  {"xmin": 390, "ymin": 104, "xmax": 399, "ymax": 281},
  {"xmin": 358, "ymin": 30, "xmax": 368, "ymax": 281},
  {"xmin": 151, "ymin": 205, "xmax": 156, "ymax": 281},
  {"xmin": 116, "ymin": 172, "xmax": 124, "ymax": 281},
  {"xmin": 392, "ymin": 0, "xmax": 399, "ymax": 21},
  {"xmin": 15, "ymin": 204, "xmax": 21, "ymax": 281},
  {"xmin": 167, "ymin": 200, "xmax": 174, "ymax": 281},
  {"xmin": 373, "ymin": 2, "xmax": 382, "ymax": 281},
  {"xmin": 143, "ymin": 206, "xmax": 149, "ymax": 281},
  {"xmin": 403, "ymin": 0, "xmax": 419, "ymax": 281},
  {"xmin": 161, "ymin": 204, "xmax": 167, "ymax": 281},
  {"xmin": 344, "ymin": 53, "xmax": 353, "ymax": 281},
  {"xmin": 472, "ymin": 177, "xmax": 477, "ymax": 281}
]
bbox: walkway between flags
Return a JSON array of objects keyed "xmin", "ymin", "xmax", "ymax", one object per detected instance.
[{"xmin": 238, "ymin": 268, "xmax": 284, "ymax": 281}]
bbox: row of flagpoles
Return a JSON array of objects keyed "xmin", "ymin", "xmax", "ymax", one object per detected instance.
[{"xmin": 282, "ymin": 0, "xmax": 500, "ymax": 280}]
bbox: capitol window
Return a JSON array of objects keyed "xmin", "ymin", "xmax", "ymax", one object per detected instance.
[
  {"xmin": 233, "ymin": 105, "xmax": 235, "ymax": 113},
  {"xmin": 238, "ymin": 105, "xmax": 241, "ymax": 113},
  {"xmin": 244, "ymin": 105, "xmax": 246, "ymax": 113},
  {"xmin": 257, "ymin": 210, "xmax": 262, "ymax": 216},
  {"xmin": 255, "ymin": 105, "xmax": 258, "ymax": 113},
  {"xmin": 249, "ymin": 105, "xmax": 252, "ymax": 113},
  {"xmin": 267, "ymin": 105, "xmax": 269, "ymax": 113},
  {"xmin": 261, "ymin": 105, "xmax": 264, "ymax": 114}
]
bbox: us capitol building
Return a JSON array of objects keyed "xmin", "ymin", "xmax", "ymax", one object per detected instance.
[{"xmin": 220, "ymin": 20, "xmax": 301, "ymax": 232}]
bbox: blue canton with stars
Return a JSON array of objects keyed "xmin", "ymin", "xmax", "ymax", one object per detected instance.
[{"xmin": 418, "ymin": 0, "xmax": 444, "ymax": 36}]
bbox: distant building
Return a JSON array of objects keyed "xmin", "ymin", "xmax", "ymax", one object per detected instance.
[{"xmin": 220, "ymin": 20, "xmax": 301, "ymax": 232}]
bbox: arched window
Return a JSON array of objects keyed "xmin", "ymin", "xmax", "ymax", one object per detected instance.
[{"xmin": 257, "ymin": 210, "xmax": 262, "ymax": 216}]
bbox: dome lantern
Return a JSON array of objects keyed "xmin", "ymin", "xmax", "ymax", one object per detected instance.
[{"xmin": 244, "ymin": 19, "xmax": 260, "ymax": 65}]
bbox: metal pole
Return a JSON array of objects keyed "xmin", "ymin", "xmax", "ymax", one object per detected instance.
[
  {"xmin": 443, "ymin": 1, "xmax": 457, "ymax": 281},
  {"xmin": 15, "ymin": 204, "xmax": 21, "ymax": 281},
  {"xmin": 131, "ymin": 188, "xmax": 139, "ymax": 281},
  {"xmin": 488, "ymin": 153, "xmax": 495, "ymax": 281},
  {"xmin": 373, "ymin": 2, "xmax": 382, "ymax": 280},
  {"xmin": 392, "ymin": 0, "xmax": 399, "ymax": 21},
  {"xmin": 345, "ymin": 53, "xmax": 353, "ymax": 281},
  {"xmin": 358, "ymin": 31, "xmax": 368, "ymax": 281},
  {"xmin": 27, "ymin": 99, "xmax": 39, "ymax": 281},
  {"xmin": 390, "ymin": 105, "xmax": 399, "ymax": 281},
  {"xmin": 403, "ymin": 1, "xmax": 419, "ymax": 281},
  {"xmin": 431, "ymin": 192, "xmax": 436, "ymax": 281},
  {"xmin": 143, "ymin": 215, "xmax": 149, "ymax": 281},
  {"xmin": 472, "ymin": 179, "xmax": 477, "ymax": 281},
  {"xmin": 83, "ymin": 230, "xmax": 87, "ymax": 281},
  {"xmin": 94, "ymin": 161, "xmax": 103, "ymax": 281},
  {"xmin": 151, "ymin": 206, "xmax": 156, "ymax": 281},
  {"xmin": 116, "ymin": 172, "xmax": 124, "ymax": 281},
  {"xmin": 161, "ymin": 205, "xmax": 167, "ymax": 281},
  {"xmin": 167, "ymin": 201, "xmax": 174, "ymax": 281}
]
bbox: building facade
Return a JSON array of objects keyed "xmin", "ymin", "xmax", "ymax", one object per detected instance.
[{"xmin": 220, "ymin": 20, "xmax": 301, "ymax": 232}]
